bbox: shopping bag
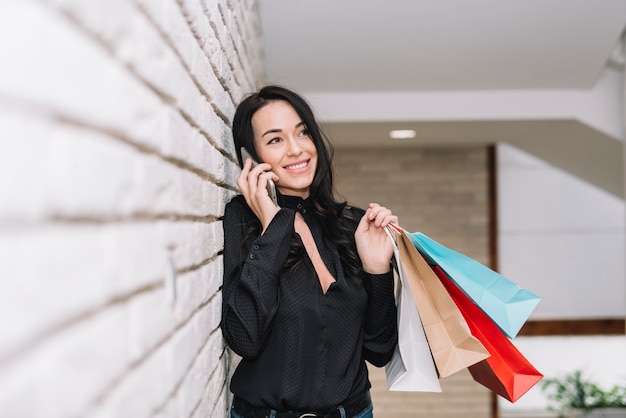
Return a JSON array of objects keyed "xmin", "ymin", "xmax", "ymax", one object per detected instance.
[
  {"xmin": 408, "ymin": 232, "xmax": 540, "ymax": 338},
  {"xmin": 385, "ymin": 228, "xmax": 441, "ymax": 392},
  {"xmin": 392, "ymin": 227, "xmax": 489, "ymax": 379},
  {"xmin": 433, "ymin": 265, "xmax": 543, "ymax": 402}
]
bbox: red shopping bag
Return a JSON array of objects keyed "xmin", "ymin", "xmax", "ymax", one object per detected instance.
[{"xmin": 433, "ymin": 265, "xmax": 543, "ymax": 402}]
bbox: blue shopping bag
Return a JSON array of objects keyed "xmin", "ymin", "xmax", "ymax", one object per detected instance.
[{"xmin": 407, "ymin": 231, "xmax": 540, "ymax": 338}]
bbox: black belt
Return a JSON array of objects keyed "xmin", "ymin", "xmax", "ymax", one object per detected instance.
[{"xmin": 231, "ymin": 391, "xmax": 371, "ymax": 418}]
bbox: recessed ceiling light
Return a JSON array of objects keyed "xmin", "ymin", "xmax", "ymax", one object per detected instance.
[{"xmin": 389, "ymin": 129, "xmax": 416, "ymax": 139}]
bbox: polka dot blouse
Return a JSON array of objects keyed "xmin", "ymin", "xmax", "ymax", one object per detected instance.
[{"xmin": 221, "ymin": 194, "xmax": 397, "ymax": 412}]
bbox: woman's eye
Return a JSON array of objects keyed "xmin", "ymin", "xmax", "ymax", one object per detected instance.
[
  {"xmin": 268, "ymin": 137, "xmax": 280, "ymax": 144},
  {"xmin": 299, "ymin": 129, "xmax": 309, "ymax": 137}
]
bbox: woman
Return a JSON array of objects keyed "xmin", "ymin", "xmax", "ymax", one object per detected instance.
[{"xmin": 221, "ymin": 85, "xmax": 398, "ymax": 418}]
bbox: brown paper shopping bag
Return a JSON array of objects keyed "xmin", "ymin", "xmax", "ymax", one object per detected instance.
[
  {"xmin": 385, "ymin": 228, "xmax": 441, "ymax": 392},
  {"xmin": 393, "ymin": 227, "xmax": 489, "ymax": 378}
]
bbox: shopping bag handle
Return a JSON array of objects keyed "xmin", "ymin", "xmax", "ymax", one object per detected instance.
[
  {"xmin": 388, "ymin": 222, "xmax": 403, "ymax": 234},
  {"xmin": 384, "ymin": 226, "xmax": 400, "ymax": 278}
]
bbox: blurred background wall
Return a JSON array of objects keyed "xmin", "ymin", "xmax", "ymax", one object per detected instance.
[
  {"xmin": 334, "ymin": 146, "xmax": 493, "ymax": 418},
  {"xmin": 259, "ymin": 1, "xmax": 626, "ymax": 416}
]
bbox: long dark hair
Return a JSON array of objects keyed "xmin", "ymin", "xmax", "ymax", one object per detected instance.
[{"xmin": 232, "ymin": 85, "xmax": 363, "ymax": 283}]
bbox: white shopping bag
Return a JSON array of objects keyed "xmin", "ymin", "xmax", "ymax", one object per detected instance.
[{"xmin": 385, "ymin": 228, "xmax": 441, "ymax": 392}]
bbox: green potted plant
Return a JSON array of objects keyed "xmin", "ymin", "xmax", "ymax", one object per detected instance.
[{"xmin": 541, "ymin": 370, "xmax": 626, "ymax": 417}]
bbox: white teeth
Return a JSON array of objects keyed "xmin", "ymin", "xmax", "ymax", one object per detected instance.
[{"xmin": 286, "ymin": 161, "xmax": 307, "ymax": 170}]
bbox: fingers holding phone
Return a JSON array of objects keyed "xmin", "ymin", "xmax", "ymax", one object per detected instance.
[
  {"xmin": 247, "ymin": 163, "xmax": 278, "ymax": 204},
  {"xmin": 238, "ymin": 148, "xmax": 280, "ymax": 231},
  {"xmin": 240, "ymin": 148, "xmax": 278, "ymax": 205}
]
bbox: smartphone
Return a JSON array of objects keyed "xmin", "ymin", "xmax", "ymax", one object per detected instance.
[{"xmin": 240, "ymin": 147, "xmax": 278, "ymax": 206}]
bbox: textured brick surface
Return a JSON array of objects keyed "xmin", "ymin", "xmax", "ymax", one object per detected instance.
[{"xmin": 0, "ymin": 0, "xmax": 262, "ymax": 417}]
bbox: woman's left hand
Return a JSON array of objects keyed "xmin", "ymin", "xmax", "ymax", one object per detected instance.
[{"xmin": 354, "ymin": 203, "xmax": 398, "ymax": 274}]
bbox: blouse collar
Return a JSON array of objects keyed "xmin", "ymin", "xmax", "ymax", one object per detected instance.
[{"xmin": 279, "ymin": 193, "xmax": 313, "ymax": 214}]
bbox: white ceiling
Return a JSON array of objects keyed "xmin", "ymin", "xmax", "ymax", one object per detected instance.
[
  {"xmin": 259, "ymin": 0, "xmax": 626, "ymax": 92},
  {"xmin": 257, "ymin": 0, "xmax": 626, "ymax": 197}
]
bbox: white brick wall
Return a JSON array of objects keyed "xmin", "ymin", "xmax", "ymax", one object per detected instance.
[{"xmin": 0, "ymin": 0, "xmax": 263, "ymax": 417}]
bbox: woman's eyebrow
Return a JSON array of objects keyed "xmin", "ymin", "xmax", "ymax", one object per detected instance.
[
  {"xmin": 261, "ymin": 128, "xmax": 282, "ymax": 137},
  {"xmin": 262, "ymin": 122, "xmax": 305, "ymax": 137}
]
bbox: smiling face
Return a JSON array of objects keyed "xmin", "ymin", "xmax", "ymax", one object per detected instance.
[{"xmin": 251, "ymin": 100, "xmax": 318, "ymax": 199}]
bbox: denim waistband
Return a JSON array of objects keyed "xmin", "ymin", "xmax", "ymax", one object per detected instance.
[{"xmin": 231, "ymin": 391, "xmax": 372, "ymax": 418}]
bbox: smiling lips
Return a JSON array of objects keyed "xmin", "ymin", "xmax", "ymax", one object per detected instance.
[{"xmin": 284, "ymin": 160, "xmax": 309, "ymax": 171}]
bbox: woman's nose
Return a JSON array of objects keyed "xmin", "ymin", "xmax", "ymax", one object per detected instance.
[{"xmin": 286, "ymin": 138, "xmax": 303, "ymax": 156}]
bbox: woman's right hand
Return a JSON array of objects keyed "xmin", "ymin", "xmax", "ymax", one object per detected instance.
[{"xmin": 237, "ymin": 158, "xmax": 280, "ymax": 232}]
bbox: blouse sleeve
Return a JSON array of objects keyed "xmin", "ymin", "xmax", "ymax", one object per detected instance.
[
  {"xmin": 345, "ymin": 206, "xmax": 398, "ymax": 367},
  {"xmin": 220, "ymin": 196, "xmax": 296, "ymax": 359},
  {"xmin": 361, "ymin": 270, "xmax": 398, "ymax": 367}
]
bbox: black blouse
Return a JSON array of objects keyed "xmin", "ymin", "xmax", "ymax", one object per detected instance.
[{"xmin": 221, "ymin": 194, "xmax": 397, "ymax": 412}]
